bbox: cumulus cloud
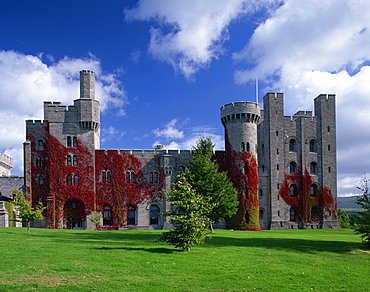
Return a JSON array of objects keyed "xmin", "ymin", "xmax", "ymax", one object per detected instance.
[
  {"xmin": 233, "ymin": 0, "xmax": 370, "ymax": 196},
  {"xmin": 125, "ymin": 0, "xmax": 280, "ymax": 80},
  {"xmin": 0, "ymin": 50, "xmax": 127, "ymax": 175},
  {"xmin": 153, "ymin": 118, "xmax": 185, "ymax": 139},
  {"xmin": 152, "ymin": 119, "xmax": 224, "ymax": 151},
  {"xmin": 101, "ymin": 126, "xmax": 126, "ymax": 144}
]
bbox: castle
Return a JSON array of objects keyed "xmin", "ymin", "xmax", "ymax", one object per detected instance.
[{"xmin": 23, "ymin": 70, "xmax": 339, "ymax": 230}]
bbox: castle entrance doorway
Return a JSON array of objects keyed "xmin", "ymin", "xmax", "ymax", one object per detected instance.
[{"xmin": 64, "ymin": 199, "xmax": 86, "ymax": 229}]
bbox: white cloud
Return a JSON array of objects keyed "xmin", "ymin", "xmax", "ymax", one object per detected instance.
[
  {"xmin": 153, "ymin": 118, "xmax": 185, "ymax": 139},
  {"xmin": 101, "ymin": 126, "xmax": 126, "ymax": 144},
  {"xmin": 0, "ymin": 50, "xmax": 127, "ymax": 176},
  {"xmin": 125, "ymin": 0, "xmax": 279, "ymax": 80},
  {"xmin": 233, "ymin": 0, "xmax": 370, "ymax": 196}
]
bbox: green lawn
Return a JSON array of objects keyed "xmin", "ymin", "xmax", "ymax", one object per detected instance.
[{"xmin": 0, "ymin": 228, "xmax": 368, "ymax": 291}]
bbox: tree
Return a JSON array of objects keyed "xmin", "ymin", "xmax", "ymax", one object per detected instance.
[
  {"xmin": 11, "ymin": 189, "xmax": 45, "ymax": 233},
  {"xmin": 185, "ymin": 137, "xmax": 238, "ymax": 232},
  {"xmin": 355, "ymin": 176, "xmax": 370, "ymax": 247},
  {"xmin": 160, "ymin": 175, "xmax": 212, "ymax": 251},
  {"xmin": 88, "ymin": 207, "xmax": 103, "ymax": 229}
]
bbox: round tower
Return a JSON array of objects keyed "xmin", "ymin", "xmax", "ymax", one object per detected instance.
[
  {"xmin": 220, "ymin": 101, "xmax": 260, "ymax": 156},
  {"xmin": 220, "ymin": 101, "xmax": 261, "ymax": 231}
]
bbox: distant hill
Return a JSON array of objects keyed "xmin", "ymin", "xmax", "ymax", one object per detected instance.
[{"xmin": 337, "ymin": 196, "xmax": 360, "ymax": 209}]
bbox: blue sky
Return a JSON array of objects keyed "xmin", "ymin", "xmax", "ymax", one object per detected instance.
[{"xmin": 1, "ymin": 0, "xmax": 370, "ymax": 197}]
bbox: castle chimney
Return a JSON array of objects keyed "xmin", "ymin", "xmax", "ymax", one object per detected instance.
[{"xmin": 80, "ymin": 70, "xmax": 95, "ymax": 99}]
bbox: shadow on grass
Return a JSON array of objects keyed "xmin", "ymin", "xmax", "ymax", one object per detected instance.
[
  {"xmin": 96, "ymin": 246, "xmax": 176, "ymax": 254},
  {"xmin": 204, "ymin": 236, "xmax": 362, "ymax": 254}
]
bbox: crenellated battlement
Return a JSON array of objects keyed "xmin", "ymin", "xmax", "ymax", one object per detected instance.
[
  {"xmin": 26, "ymin": 120, "xmax": 47, "ymax": 125},
  {"xmin": 97, "ymin": 148, "xmax": 192, "ymax": 156},
  {"xmin": 220, "ymin": 101, "xmax": 260, "ymax": 126},
  {"xmin": 0, "ymin": 152, "xmax": 13, "ymax": 176}
]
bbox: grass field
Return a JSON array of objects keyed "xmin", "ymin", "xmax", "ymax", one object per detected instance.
[{"xmin": 0, "ymin": 228, "xmax": 369, "ymax": 291}]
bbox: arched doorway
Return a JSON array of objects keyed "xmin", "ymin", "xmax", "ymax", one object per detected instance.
[{"xmin": 64, "ymin": 199, "xmax": 85, "ymax": 229}]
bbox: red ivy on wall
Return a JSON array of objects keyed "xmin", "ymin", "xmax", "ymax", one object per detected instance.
[
  {"xmin": 279, "ymin": 166, "xmax": 337, "ymax": 226},
  {"xmin": 28, "ymin": 128, "xmax": 164, "ymax": 229},
  {"xmin": 216, "ymin": 129, "xmax": 261, "ymax": 231}
]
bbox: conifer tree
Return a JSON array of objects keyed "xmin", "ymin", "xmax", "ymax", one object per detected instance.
[
  {"xmin": 185, "ymin": 137, "xmax": 238, "ymax": 232},
  {"xmin": 355, "ymin": 176, "xmax": 370, "ymax": 247},
  {"xmin": 160, "ymin": 175, "xmax": 212, "ymax": 251}
]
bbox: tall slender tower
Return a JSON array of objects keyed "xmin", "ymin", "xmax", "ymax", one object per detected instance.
[{"xmin": 220, "ymin": 101, "xmax": 261, "ymax": 230}]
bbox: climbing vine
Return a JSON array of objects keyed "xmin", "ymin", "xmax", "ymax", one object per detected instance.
[{"xmin": 215, "ymin": 129, "xmax": 261, "ymax": 231}]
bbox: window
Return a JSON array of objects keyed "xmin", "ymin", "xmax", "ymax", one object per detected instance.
[
  {"xmin": 245, "ymin": 211, "xmax": 250, "ymax": 223},
  {"xmin": 328, "ymin": 167, "xmax": 331, "ymax": 173},
  {"xmin": 177, "ymin": 166, "xmax": 185, "ymax": 175},
  {"xmin": 150, "ymin": 170, "xmax": 158, "ymax": 183},
  {"xmin": 290, "ymin": 208, "xmax": 296, "ymax": 221},
  {"xmin": 289, "ymin": 139, "xmax": 296, "ymax": 152},
  {"xmin": 262, "ymin": 165, "xmax": 265, "ymax": 172},
  {"xmin": 310, "ymin": 162, "xmax": 318, "ymax": 174},
  {"xmin": 310, "ymin": 184, "xmax": 318, "ymax": 197},
  {"xmin": 67, "ymin": 136, "xmax": 72, "ymax": 147},
  {"xmin": 277, "ymin": 148, "xmax": 279, "ymax": 155},
  {"xmin": 74, "ymin": 175, "xmax": 78, "ymax": 186},
  {"xmin": 328, "ymin": 144, "xmax": 331, "ymax": 151},
  {"xmin": 311, "ymin": 206, "xmax": 318, "ymax": 221},
  {"xmin": 127, "ymin": 205, "xmax": 136, "ymax": 225},
  {"xmin": 67, "ymin": 155, "xmax": 72, "ymax": 166},
  {"xmin": 327, "ymin": 126, "xmax": 330, "ymax": 132},
  {"xmin": 37, "ymin": 140, "xmax": 44, "ymax": 150},
  {"xmin": 102, "ymin": 170, "xmax": 111, "ymax": 183},
  {"xmin": 289, "ymin": 161, "xmax": 297, "ymax": 174},
  {"xmin": 246, "ymin": 142, "xmax": 250, "ymax": 152},
  {"xmin": 290, "ymin": 184, "xmax": 297, "ymax": 197},
  {"xmin": 241, "ymin": 142, "xmax": 245, "ymax": 152},
  {"xmin": 66, "ymin": 175, "xmax": 72, "ymax": 186},
  {"xmin": 72, "ymin": 136, "xmax": 77, "ymax": 147},
  {"xmin": 259, "ymin": 209, "xmax": 264, "ymax": 220},
  {"xmin": 278, "ymin": 210, "xmax": 280, "ymax": 216},
  {"xmin": 73, "ymin": 155, "xmax": 77, "ymax": 166},
  {"xmin": 244, "ymin": 163, "xmax": 248, "ymax": 174},
  {"xmin": 277, "ymin": 164, "xmax": 279, "ymax": 170},
  {"xmin": 276, "ymin": 131, "xmax": 279, "ymax": 137},
  {"xmin": 103, "ymin": 206, "xmax": 112, "ymax": 226},
  {"xmin": 38, "ymin": 175, "xmax": 44, "ymax": 185},
  {"xmin": 309, "ymin": 139, "xmax": 316, "ymax": 152},
  {"xmin": 150, "ymin": 204, "xmax": 159, "ymax": 225},
  {"xmin": 259, "ymin": 189, "xmax": 263, "ymax": 197},
  {"xmin": 126, "ymin": 170, "xmax": 135, "ymax": 183}
]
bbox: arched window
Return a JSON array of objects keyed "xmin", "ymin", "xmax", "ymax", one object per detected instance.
[
  {"xmin": 309, "ymin": 139, "xmax": 316, "ymax": 152},
  {"xmin": 74, "ymin": 175, "xmax": 79, "ymax": 186},
  {"xmin": 66, "ymin": 175, "xmax": 72, "ymax": 186},
  {"xmin": 177, "ymin": 166, "xmax": 185, "ymax": 175},
  {"xmin": 311, "ymin": 206, "xmax": 318, "ymax": 221},
  {"xmin": 67, "ymin": 136, "xmax": 72, "ymax": 148},
  {"xmin": 150, "ymin": 170, "xmax": 158, "ymax": 183},
  {"xmin": 259, "ymin": 209, "xmax": 264, "ymax": 220},
  {"xmin": 73, "ymin": 155, "xmax": 77, "ymax": 166},
  {"xmin": 126, "ymin": 169, "xmax": 135, "ymax": 183},
  {"xmin": 103, "ymin": 206, "xmax": 112, "ymax": 226},
  {"xmin": 246, "ymin": 142, "xmax": 250, "ymax": 152},
  {"xmin": 290, "ymin": 184, "xmax": 297, "ymax": 197},
  {"xmin": 72, "ymin": 136, "xmax": 77, "ymax": 147},
  {"xmin": 245, "ymin": 211, "xmax": 250, "ymax": 223},
  {"xmin": 289, "ymin": 161, "xmax": 297, "ymax": 174},
  {"xmin": 310, "ymin": 162, "xmax": 318, "ymax": 174},
  {"xmin": 289, "ymin": 139, "xmax": 296, "ymax": 152},
  {"xmin": 241, "ymin": 142, "xmax": 245, "ymax": 152},
  {"xmin": 37, "ymin": 140, "xmax": 44, "ymax": 150},
  {"xmin": 290, "ymin": 208, "xmax": 296, "ymax": 221},
  {"xmin": 127, "ymin": 205, "xmax": 136, "ymax": 225},
  {"xmin": 150, "ymin": 204, "xmax": 159, "ymax": 225},
  {"xmin": 244, "ymin": 163, "xmax": 248, "ymax": 174},
  {"xmin": 259, "ymin": 189, "xmax": 263, "ymax": 197},
  {"xmin": 310, "ymin": 184, "xmax": 318, "ymax": 197},
  {"xmin": 38, "ymin": 175, "xmax": 44, "ymax": 185},
  {"xmin": 67, "ymin": 155, "xmax": 72, "ymax": 166}
]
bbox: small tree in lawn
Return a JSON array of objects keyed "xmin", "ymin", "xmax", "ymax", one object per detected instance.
[
  {"xmin": 185, "ymin": 137, "xmax": 238, "ymax": 232},
  {"xmin": 88, "ymin": 206, "xmax": 103, "ymax": 229},
  {"xmin": 160, "ymin": 175, "xmax": 213, "ymax": 251},
  {"xmin": 11, "ymin": 189, "xmax": 45, "ymax": 233},
  {"xmin": 355, "ymin": 175, "xmax": 370, "ymax": 247}
]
